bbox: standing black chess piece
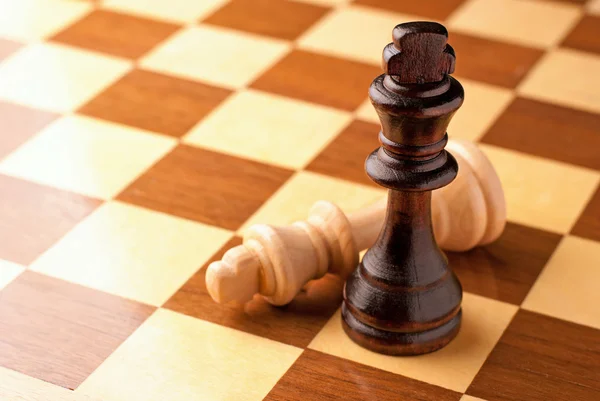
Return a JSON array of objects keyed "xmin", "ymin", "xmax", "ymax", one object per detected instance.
[{"xmin": 342, "ymin": 22, "xmax": 464, "ymax": 355}]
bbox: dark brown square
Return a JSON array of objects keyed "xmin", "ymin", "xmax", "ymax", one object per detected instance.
[
  {"xmin": 79, "ymin": 69, "xmax": 232, "ymax": 137},
  {"xmin": 0, "ymin": 174, "xmax": 102, "ymax": 265},
  {"xmin": 451, "ymin": 32, "xmax": 544, "ymax": 88},
  {"xmin": 265, "ymin": 349, "xmax": 462, "ymax": 401},
  {"xmin": 447, "ymin": 222, "xmax": 562, "ymax": 305},
  {"xmin": 481, "ymin": 97, "xmax": 600, "ymax": 170},
  {"xmin": 164, "ymin": 237, "xmax": 344, "ymax": 348},
  {"xmin": 467, "ymin": 309, "xmax": 600, "ymax": 401},
  {"xmin": 0, "ymin": 101, "xmax": 59, "ymax": 160},
  {"xmin": 306, "ymin": 119, "xmax": 380, "ymax": 187},
  {"xmin": 251, "ymin": 49, "xmax": 380, "ymax": 111},
  {"xmin": 571, "ymin": 185, "xmax": 600, "ymax": 242},
  {"xmin": 354, "ymin": 0, "xmax": 466, "ymax": 20},
  {"xmin": 203, "ymin": 0, "xmax": 330, "ymax": 41},
  {"xmin": 0, "ymin": 38, "xmax": 22, "ymax": 61},
  {"xmin": 561, "ymin": 15, "xmax": 600, "ymax": 55},
  {"xmin": 0, "ymin": 271, "xmax": 155, "ymax": 389},
  {"xmin": 117, "ymin": 145, "xmax": 293, "ymax": 231},
  {"xmin": 50, "ymin": 9, "xmax": 180, "ymax": 59}
]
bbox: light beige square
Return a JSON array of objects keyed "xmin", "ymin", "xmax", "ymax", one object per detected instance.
[
  {"xmin": 76, "ymin": 308, "xmax": 302, "ymax": 401},
  {"xmin": 309, "ymin": 292, "xmax": 518, "ymax": 392},
  {"xmin": 518, "ymin": 48, "xmax": 600, "ymax": 114},
  {"xmin": 523, "ymin": 235, "xmax": 600, "ymax": 330},
  {"xmin": 355, "ymin": 98, "xmax": 379, "ymax": 123},
  {"xmin": 448, "ymin": 0, "xmax": 581, "ymax": 48},
  {"xmin": 103, "ymin": 0, "xmax": 229, "ymax": 24},
  {"xmin": 0, "ymin": 367, "xmax": 99, "ymax": 401},
  {"xmin": 240, "ymin": 171, "xmax": 385, "ymax": 232},
  {"xmin": 479, "ymin": 144, "xmax": 600, "ymax": 234},
  {"xmin": 0, "ymin": 43, "xmax": 131, "ymax": 113},
  {"xmin": 140, "ymin": 25, "xmax": 290, "ymax": 90},
  {"xmin": 0, "ymin": 115, "xmax": 176, "ymax": 199},
  {"xmin": 448, "ymin": 78, "xmax": 513, "ymax": 142},
  {"xmin": 461, "ymin": 396, "xmax": 488, "ymax": 401},
  {"xmin": 0, "ymin": 0, "xmax": 92, "ymax": 42},
  {"xmin": 0, "ymin": 260, "xmax": 24, "ymax": 290},
  {"xmin": 297, "ymin": 5, "xmax": 419, "ymax": 65},
  {"xmin": 29, "ymin": 201, "xmax": 232, "ymax": 306},
  {"xmin": 184, "ymin": 89, "xmax": 351, "ymax": 169}
]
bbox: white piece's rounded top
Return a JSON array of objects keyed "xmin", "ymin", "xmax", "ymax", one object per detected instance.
[
  {"xmin": 446, "ymin": 138, "xmax": 506, "ymax": 245},
  {"xmin": 205, "ymin": 245, "xmax": 261, "ymax": 305},
  {"xmin": 437, "ymin": 149, "xmax": 488, "ymax": 251}
]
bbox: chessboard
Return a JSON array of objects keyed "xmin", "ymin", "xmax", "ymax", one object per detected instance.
[{"xmin": 0, "ymin": 0, "xmax": 599, "ymax": 400}]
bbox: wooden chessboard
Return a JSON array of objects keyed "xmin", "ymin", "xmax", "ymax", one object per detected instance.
[{"xmin": 0, "ymin": 0, "xmax": 599, "ymax": 400}]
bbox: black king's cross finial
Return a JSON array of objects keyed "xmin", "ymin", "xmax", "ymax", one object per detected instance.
[{"xmin": 383, "ymin": 21, "xmax": 456, "ymax": 84}]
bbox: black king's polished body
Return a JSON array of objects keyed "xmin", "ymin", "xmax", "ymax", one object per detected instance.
[{"xmin": 342, "ymin": 21, "xmax": 465, "ymax": 355}]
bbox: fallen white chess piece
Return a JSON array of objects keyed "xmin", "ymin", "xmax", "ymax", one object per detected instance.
[{"xmin": 206, "ymin": 138, "xmax": 505, "ymax": 306}]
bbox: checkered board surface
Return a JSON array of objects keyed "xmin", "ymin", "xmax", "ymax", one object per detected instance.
[{"xmin": 0, "ymin": 0, "xmax": 599, "ymax": 400}]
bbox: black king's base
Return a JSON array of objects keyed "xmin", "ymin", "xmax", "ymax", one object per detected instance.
[{"xmin": 342, "ymin": 189, "xmax": 463, "ymax": 356}]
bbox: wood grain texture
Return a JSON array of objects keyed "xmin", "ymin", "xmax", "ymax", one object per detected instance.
[
  {"xmin": 0, "ymin": 1, "xmax": 598, "ymax": 398},
  {"xmin": 51, "ymin": 9, "xmax": 180, "ymax": 59},
  {"xmin": 0, "ymin": 271, "xmax": 154, "ymax": 390},
  {"xmin": 75, "ymin": 307, "xmax": 302, "ymax": 401},
  {"xmin": 572, "ymin": 186, "xmax": 600, "ymax": 242},
  {"xmin": 0, "ymin": 101, "xmax": 58, "ymax": 159},
  {"xmin": 447, "ymin": 222, "xmax": 562, "ymax": 305},
  {"xmin": 251, "ymin": 49, "xmax": 380, "ymax": 111},
  {"xmin": 482, "ymin": 97, "xmax": 600, "ymax": 170},
  {"xmin": 451, "ymin": 32, "xmax": 544, "ymax": 88},
  {"xmin": 165, "ymin": 237, "xmax": 344, "ymax": 348},
  {"xmin": 117, "ymin": 144, "xmax": 293, "ymax": 230},
  {"xmin": 306, "ymin": 119, "xmax": 380, "ymax": 187},
  {"xmin": 354, "ymin": 0, "xmax": 466, "ymax": 20},
  {"xmin": 0, "ymin": 367, "xmax": 99, "ymax": 401},
  {"xmin": 561, "ymin": 15, "xmax": 600, "ymax": 55},
  {"xmin": 0, "ymin": 174, "xmax": 101, "ymax": 265},
  {"xmin": 265, "ymin": 349, "xmax": 463, "ymax": 401},
  {"xmin": 202, "ymin": 0, "xmax": 330, "ymax": 41},
  {"xmin": 467, "ymin": 309, "xmax": 600, "ymax": 401},
  {"xmin": 79, "ymin": 68, "xmax": 232, "ymax": 137}
]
